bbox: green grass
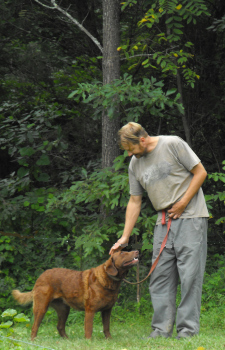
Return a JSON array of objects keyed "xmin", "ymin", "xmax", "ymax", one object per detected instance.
[{"xmin": 0, "ymin": 307, "xmax": 225, "ymax": 350}]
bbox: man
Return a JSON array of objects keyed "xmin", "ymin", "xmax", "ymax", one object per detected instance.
[{"xmin": 110, "ymin": 122, "xmax": 208, "ymax": 339}]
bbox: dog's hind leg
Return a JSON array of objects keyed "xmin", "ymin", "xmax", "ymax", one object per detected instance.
[
  {"xmin": 50, "ymin": 299, "xmax": 70, "ymax": 338},
  {"xmin": 101, "ymin": 308, "xmax": 112, "ymax": 338},
  {"xmin": 31, "ymin": 292, "xmax": 50, "ymax": 340}
]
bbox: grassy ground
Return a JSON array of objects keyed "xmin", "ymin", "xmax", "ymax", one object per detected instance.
[{"xmin": 0, "ymin": 307, "xmax": 225, "ymax": 350}]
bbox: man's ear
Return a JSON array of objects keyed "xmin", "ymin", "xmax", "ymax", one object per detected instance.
[
  {"xmin": 105, "ymin": 257, "xmax": 118, "ymax": 276},
  {"xmin": 139, "ymin": 136, "xmax": 146, "ymax": 146}
]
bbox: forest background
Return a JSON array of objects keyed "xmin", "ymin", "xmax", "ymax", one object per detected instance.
[{"xmin": 0, "ymin": 0, "xmax": 225, "ymax": 327}]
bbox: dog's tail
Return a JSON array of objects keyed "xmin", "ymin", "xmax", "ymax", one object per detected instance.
[{"xmin": 12, "ymin": 290, "xmax": 33, "ymax": 305}]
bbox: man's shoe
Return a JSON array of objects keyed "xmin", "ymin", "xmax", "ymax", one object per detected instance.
[
  {"xmin": 176, "ymin": 331, "xmax": 194, "ymax": 340},
  {"xmin": 147, "ymin": 330, "xmax": 170, "ymax": 339}
]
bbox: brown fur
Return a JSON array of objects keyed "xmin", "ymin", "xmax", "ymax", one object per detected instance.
[{"xmin": 12, "ymin": 250, "xmax": 138, "ymax": 340}]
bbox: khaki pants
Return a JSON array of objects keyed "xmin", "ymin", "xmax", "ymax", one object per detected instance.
[{"xmin": 149, "ymin": 217, "xmax": 208, "ymax": 336}]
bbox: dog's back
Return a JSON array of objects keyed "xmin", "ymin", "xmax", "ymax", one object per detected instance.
[{"xmin": 14, "ymin": 268, "xmax": 90, "ymax": 309}]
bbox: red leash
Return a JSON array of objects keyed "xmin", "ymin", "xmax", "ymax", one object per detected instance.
[{"xmin": 123, "ymin": 210, "xmax": 172, "ymax": 285}]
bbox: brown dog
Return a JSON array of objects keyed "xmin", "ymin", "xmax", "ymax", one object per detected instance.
[{"xmin": 12, "ymin": 250, "xmax": 138, "ymax": 340}]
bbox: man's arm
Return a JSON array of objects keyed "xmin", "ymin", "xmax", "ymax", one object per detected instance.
[
  {"xmin": 109, "ymin": 195, "xmax": 142, "ymax": 254},
  {"xmin": 168, "ymin": 162, "xmax": 207, "ymax": 219}
]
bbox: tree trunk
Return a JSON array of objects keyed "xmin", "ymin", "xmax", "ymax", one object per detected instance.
[{"xmin": 102, "ymin": 0, "xmax": 120, "ymax": 168}]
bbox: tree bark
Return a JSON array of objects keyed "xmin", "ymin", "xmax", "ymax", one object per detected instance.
[{"xmin": 102, "ymin": 0, "xmax": 121, "ymax": 168}]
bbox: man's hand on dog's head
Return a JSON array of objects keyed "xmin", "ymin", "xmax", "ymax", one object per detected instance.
[{"xmin": 109, "ymin": 241, "xmax": 128, "ymax": 255}]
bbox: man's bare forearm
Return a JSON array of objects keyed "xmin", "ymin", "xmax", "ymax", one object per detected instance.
[
  {"xmin": 122, "ymin": 195, "xmax": 142, "ymax": 240},
  {"xmin": 109, "ymin": 195, "xmax": 142, "ymax": 254}
]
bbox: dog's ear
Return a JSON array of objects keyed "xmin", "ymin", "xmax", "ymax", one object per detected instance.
[{"xmin": 105, "ymin": 257, "xmax": 118, "ymax": 276}]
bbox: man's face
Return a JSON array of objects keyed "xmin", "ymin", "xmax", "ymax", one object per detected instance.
[{"xmin": 125, "ymin": 142, "xmax": 147, "ymax": 159}]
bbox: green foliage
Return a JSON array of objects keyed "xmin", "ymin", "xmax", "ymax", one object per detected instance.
[
  {"xmin": 120, "ymin": 0, "xmax": 210, "ymax": 87},
  {"xmin": 205, "ymin": 161, "xmax": 225, "ymax": 226},
  {"xmin": 0, "ymin": 309, "xmax": 29, "ymax": 329},
  {"xmin": 69, "ymin": 73, "xmax": 184, "ymax": 121},
  {"xmin": 0, "ymin": 275, "xmax": 16, "ymax": 311},
  {"xmin": 0, "ymin": 92, "xmax": 69, "ymax": 193},
  {"xmin": 202, "ymin": 254, "xmax": 225, "ymax": 310},
  {"xmin": 207, "ymin": 15, "xmax": 225, "ymax": 32},
  {"xmin": 46, "ymin": 153, "xmax": 156, "ymax": 258}
]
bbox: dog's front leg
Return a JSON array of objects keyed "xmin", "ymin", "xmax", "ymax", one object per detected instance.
[
  {"xmin": 84, "ymin": 309, "xmax": 95, "ymax": 339},
  {"xmin": 101, "ymin": 308, "xmax": 112, "ymax": 338}
]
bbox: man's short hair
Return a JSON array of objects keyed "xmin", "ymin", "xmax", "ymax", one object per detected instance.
[{"xmin": 118, "ymin": 122, "xmax": 148, "ymax": 149}]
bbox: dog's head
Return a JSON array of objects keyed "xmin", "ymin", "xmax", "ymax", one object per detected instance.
[{"xmin": 105, "ymin": 250, "xmax": 139, "ymax": 279}]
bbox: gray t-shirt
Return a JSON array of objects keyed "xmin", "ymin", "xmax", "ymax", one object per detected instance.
[{"xmin": 129, "ymin": 135, "xmax": 209, "ymax": 224}]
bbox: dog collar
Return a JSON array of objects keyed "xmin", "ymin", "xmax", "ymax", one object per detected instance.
[{"xmin": 104, "ymin": 265, "xmax": 122, "ymax": 281}]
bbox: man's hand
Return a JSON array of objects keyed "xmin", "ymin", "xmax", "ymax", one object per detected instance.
[
  {"xmin": 109, "ymin": 237, "xmax": 129, "ymax": 255},
  {"xmin": 168, "ymin": 162, "xmax": 207, "ymax": 220},
  {"xmin": 168, "ymin": 200, "xmax": 186, "ymax": 219}
]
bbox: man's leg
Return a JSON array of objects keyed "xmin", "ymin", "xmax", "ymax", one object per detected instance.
[
  {"xmin": 175, "ymin": 218, "xmax": 208, "ymax": 337},
  {"xmin": 149, "ymin": 223, "xmax": 178, "ymax": 337}
]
